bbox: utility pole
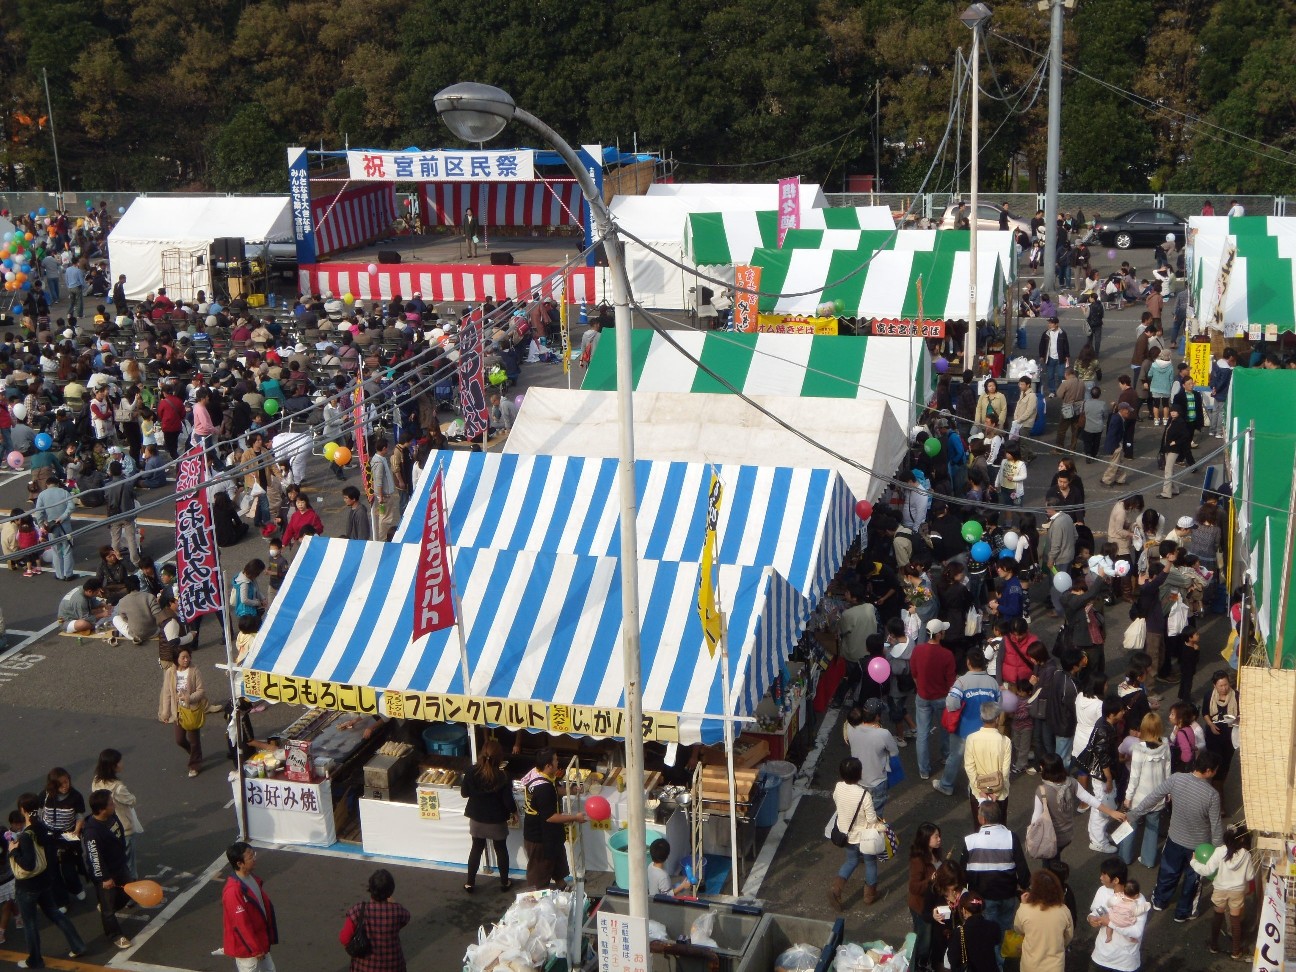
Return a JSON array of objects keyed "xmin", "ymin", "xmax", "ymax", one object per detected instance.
[
  {"xmin": 960, "ymin": 3, "xmax": 992, "ymax": 370},
  {"xmin": 1041, "ymin": 0, "xmax": 1067, "ymax": 292}
]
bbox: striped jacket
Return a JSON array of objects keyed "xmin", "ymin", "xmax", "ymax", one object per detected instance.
[{"xmin": 959, "ymin": 824, "xmax": 1030, "ymax": 901}]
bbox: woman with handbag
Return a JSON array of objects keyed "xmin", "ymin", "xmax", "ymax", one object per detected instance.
[
  {"xmin": 1029, "ymin": 754, "xmax": 1121, "ymax": 865},
  {"xmin": 828, "ymin": 757, "xmax": 884, "ymax": 910},
  {"xmin": 339, "ymin": 868, "xmax": 410, "ymax": 972},
  {"xmin": 165, "ymin": 649, "xmax": 207, "ymax": 778}
]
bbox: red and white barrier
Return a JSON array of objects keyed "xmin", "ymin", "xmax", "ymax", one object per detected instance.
[
  {"xmin": 298, "ymin": 263, "xmax": 604, "ymax": 304},
  {"xmin": 418, "ymin": 181, "xmax": 584, "ymax": 227},
  {"xmin": 312, "ymin": 185, "xmax": 397, "ymax": 257}
]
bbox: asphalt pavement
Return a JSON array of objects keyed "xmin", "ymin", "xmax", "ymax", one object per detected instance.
[{"xmin": 0, "ymin": 251, "xmax": 1247, "ymax": 972}]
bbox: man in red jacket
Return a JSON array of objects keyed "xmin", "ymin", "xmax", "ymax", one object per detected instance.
[
  {"xmin": 156, "ymin": 382, "xmax": 186, "ymax": 460},
  {"xmin": 222, "ymin": 842, "xmax": 278, "ymax": 971},
  {"xmin": 911, "ymin": 619, "xmax": 957, "ymax": 781}
]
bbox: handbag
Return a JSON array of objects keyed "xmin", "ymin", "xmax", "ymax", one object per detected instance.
[
  {"xmin": 828, "ymin": 790, "xmax": 868, "ymax": 848},
  {"xmin": 1122, "ymin": 617, "xmax": 1147, "ymax": 652},
  {"xmin": 1025, "ymin": 789, "xmax": 1058, "ymax": 859},
  {"xmin": 9, "ymin": 834, "xmax": 46, "ymax": 880},
  {"xmin": 1002, "ymin": 929, "xmax": 1025, "ymax": 959},
  {"xmin": 886, "ymin": 754, "xmax": 905, "ymax": 788},
  {"xmin": 1061, "ymin": 401, "xmax": 1078, "ymax": 419},
  {"xmin": 857, "ymin": 825, "xmax": 886, "ymax": 856},
  {"xmin": 177, "ymin": 704, "xmax": 205, "ymax": 731},
  {"xmin": 344, "ymin": 903, "xmax": 371, "ymax": 959},
  {"xmin": 941, "ymin": 702, "xmax": 963, "ymax": 734},
  {"xmin": 1085, "ymin": 604, "xmax": 1105, "ymax": 645},
  {"xmin": 964, "ymin": 607, "xmax": 982, "ymax": 639}
]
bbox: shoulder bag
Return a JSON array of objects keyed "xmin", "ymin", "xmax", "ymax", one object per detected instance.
[
  {"xmin": 178, "ymin": 704, "xmax": 205, "ymax": 731},
  {"xmin": 828, "ymin": 790, "xmax": 868, "ymax": 848},
  {"xmin": 344, "ymin": 902, "xmax": 371, "ymax": 958},
  {"xmin": 941, "ymin": 700, "xmax": 964, "ymax": 734},
  {"xmin": 1025, "ymin": 786, "xmax": 1058, "ymax": 859},
  {"xmin": 10, "ymin": 833, "xmax": 47, "ymax": 880}
]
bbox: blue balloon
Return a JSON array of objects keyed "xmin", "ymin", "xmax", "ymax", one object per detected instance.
[
  {"xmin": 37, "ymin": 207, "xmax": 47, "ymax": 216},
  {"xmin": 33, "ymin": 433, "xmax": 52, "ymax": 451},
  {"xmin": 999, "ymin": 548, "xmax": 1016, "ymax": 559},
  {"xmin": 20, "ymin": 280, "xmax": 30, "ymax": 290},
  {"xmin": 971, "ymin": 541, "xmax": 992, "ymax": 562}
]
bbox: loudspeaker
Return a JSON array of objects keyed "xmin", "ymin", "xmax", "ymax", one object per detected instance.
[
  {"xmin": 489, "ymin": 252, "xmax": 515, "ymax": 266},
  {"xmin": 212, "ymin": 237, "xmax": 245, "ymax": 262},
  {"xmin": 377, "ymin": 249, "xmax": 401, "ymax": 264}
]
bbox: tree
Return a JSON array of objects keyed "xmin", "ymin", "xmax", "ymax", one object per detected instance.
[{"xmin": 211, "ymin": 104, "xmax": 287, "ymax": 192}]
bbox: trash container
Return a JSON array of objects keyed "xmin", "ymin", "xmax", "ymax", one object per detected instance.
[
  {"xmin": 762, "ymin": 760, "xmax": 797, "ymax": 814},
  {"xmin": 735, "ymin": 913, "xmax": 844, "ymax": 972},
  {"xmin": 586, "ymin": 892, "xmax": 762, "ymax": 971},
  {"xmin": 753, "ymin": 774, "xmax": 781, "ymax": 828},
  {"xmin": 607, "ymin": 826, "xmax": 665, "ymax": 889}
]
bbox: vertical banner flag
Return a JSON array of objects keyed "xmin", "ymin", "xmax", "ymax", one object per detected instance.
[
  {"xmin": 560, "ymin": 272, "xmax": 572, "ymax": 374},
  {"xmin": 287, "ymin": 147, "xmax": 317, "ymax": 267},
  {"xmin": 174, "ymin": 447, "xmax": 222, "ymax": 623},
  {"xmin": 697, "ymin": 474, "xmax": 724, "ymax": 657},
  {"xmin": 733, "ymin": 265, "xmax": 761, "ymax": 334},
  {"xmin": 458, "ymin": 308, "xmax": 490, "ymax": 438},
  {"xmin": 777, "ymin": 176, "xmax": 800, "ymax": 248},
  {"xmin": 413, "ymin": 470, "xmax": 456, "ymax": 639},
  {"xmin": 1253, "ymin": 865, "xmax": 1285, "ymax": 972},
  {"xmin": 353, "ymin": 377, "xmax": 373, "ymax": 502}
]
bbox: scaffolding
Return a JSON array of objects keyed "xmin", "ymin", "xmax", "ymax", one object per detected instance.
[{"xmin": 160, "ymin": 246, "xmax": 211, "ymax": 303}]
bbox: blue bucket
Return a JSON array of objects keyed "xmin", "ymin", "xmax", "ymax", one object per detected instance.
[
  {"xmin": 421, "ymin": 723, "xmax": 468, "ymax": 756},
  {"xmin": 753, "ymin": 775, "xmax": 781, "ymax": 828}
]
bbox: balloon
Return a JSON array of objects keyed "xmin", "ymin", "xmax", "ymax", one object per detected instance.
[
  {"xmin": 514, "ymin": 394, "xmax": 525, "ymax": 408},
  {"xmin": 1052, "ymin": 571, "xmax": 1073, "ymax": 593},
  {"xmin": 1194, "ymin": 843, "xmax": 1216, "ymax": 866},
  {"xmin": 262, "ymin": 398, "xmax": 279, "ymax": 415},
  {"xmin": 923, "ymin": 437, "xmax": 941, "ymax": 457},
  {"xmin": 1002, "ymin": 530, "xmax": 1020, "ymax": 552},
  {"xmin": 333, "ymin": 446, "xmax": 352, "ymax": 466},
  {"xmin": 961, "ymin": 521, "xmax": 983, "ymax": 543},
  {"xmin": 123, "ymin": 879, "xmax": 165, "ymax": 908},
  {"xmin": 1000, "ymin": 688, "xmax": 1020, "ymax": 714},
  {"xmin": 118, "ymin": 206, "xmax": 126, "ymax": 214},
  {"xmin": 6, "ymin": 451, "xmax": 23, "ymax": 470},
  {"xmin": 343, "ymin": 293, "xmax": 355, "ymax": 306},
  {"xmin": 934, "ymin": 357, "xmax": 950, "ymax": 374},
  {"xmin": 323, "ymin": 442, "xmax": 339, "ymax": 461},
  {"xmin": 430, "ymin": 327, "xmax": 445, "ymax": 338},
  {"xmin": 998, "ymin": 548, "xmax": 1016, "ymax": 559},
  {"xmin": 971, "ymin": 541, "xmax": 992, "ymax": 562},
  {"xmin": 37, "ymin": 207, "xmax": 46, "ymax": 216},
  {"xmin": 867, "ymin": 657, "xmax": 891, "ymax": 684},
  {"xmin": 1113, "ymin": 561, "xmax": 1131, "ymax": 578},
  {"xmin": 33, "ymin": 433, "xmax": 52, "ymax": 451},
  {"xmin": 367, "ymin": 263, "xmax": 378, "ymax": 274},
  {"xmin": 854, "ymin": 499, "xmax": 874, "ymax": 521},
  {"xmin": 85, "ymin": 199, "xmax": 92, "ymax": 207},
  {"xmin": 585, "ymin": 795, "xmax": 611, "ymax": 822}
]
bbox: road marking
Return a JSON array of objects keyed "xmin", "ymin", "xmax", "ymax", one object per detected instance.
[
  {"xmin": 108, "ymin": 850, "xmax": 227, "ymax": 972},
  {"xmin": 0, "ymin": 949, "xmax": 118, "ymax": 971},
  {"xmin": 741, "ymin": 705, "xmax": 840, "ymax": 897}
]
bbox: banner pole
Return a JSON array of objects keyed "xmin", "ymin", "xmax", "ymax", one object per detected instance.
[{"xmin": 719, "ymin": 609, "xmax": 740, "ymax": 898}]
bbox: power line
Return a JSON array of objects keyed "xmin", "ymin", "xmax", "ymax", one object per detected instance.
[{"xmin": 673, "ymin": 127, "xmax": 861, "ymax": 168}]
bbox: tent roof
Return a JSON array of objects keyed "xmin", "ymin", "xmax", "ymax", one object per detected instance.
[
  {"xmin": 243, "ymin": 538, "xmax": 808, "ymax": 743},
  {"xmin": 686, "ymin": 208, "xmax": 896, "ymax": 265},
  {"xmin": 393, "ymin": 451, "xmax": 857, "ymax": 602},
  {"xmin": 581, "ymin": 329, "xmax": 928, "ymax": 432},
  {"xmin": 647, "ymin": 182, "xmax": 828, "ymax": 209},
  {"xmin": 108, "ymin": 195, "xmax": 293, "ymax": 245},
  {"xmin": 502, "ymin": 388, "xmax": 906, "ymax": 502}
]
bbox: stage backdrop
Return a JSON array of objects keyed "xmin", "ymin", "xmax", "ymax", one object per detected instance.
[{"xmin": 419, "ymin": 181, "xmax": 585, "ymax": 228}]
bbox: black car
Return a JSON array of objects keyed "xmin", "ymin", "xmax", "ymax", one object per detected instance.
[{"xmin": 1093, "ymin": 208, "xmax": 1187, "ymax": 249}]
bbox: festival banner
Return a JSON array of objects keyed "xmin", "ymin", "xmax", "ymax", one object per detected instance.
[
  {"xmin": 353, "ymin": 378, "xmax": 373, "ymax": 502},
  {"xmin": 1187, "ymin": 339, "xmax": 1213, "ymax": 388},
  {"xmin": 777, "ymin": 176, "xmax": 800, "ymax": 248},
  {"xmin": 870, "ymin": 318, "xmax": 947, "ymax": 338},
  {"xmin": 287, "ymin": 147, "xmax": 317, "ymax": 266},
  {"xmin": 458, "ymin": 309, "xmax": 490, "ymax": 439},
  {"xmin": 697, "ymin": 474, "xmax": 724, "ymax": 657},
  {"xmin": 346, "ymin": 150, "xmax": 535, "ymax": 183},
  {"xmin": 1253, "ymin": 866, "xmax": 1285, "ymax": 972},
  {"xmin": 413, "ymin": 471, "xmax": 456, "ymax": 639},
  {"xmin": 733, "ymin": 265, "xmax": 761, "ymax": 334},
  {"xmin": 756, "ymin": 314, "xmax": 839, "ymax": 336},
  {"xmin": 174, "ymin": 447, "xmax": 222, "ymax": 623}
]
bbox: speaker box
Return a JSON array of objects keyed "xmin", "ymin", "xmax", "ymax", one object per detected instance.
[
  {"xmin": 489, "ymin": 252, "xmax": 515, "ymax": 266},
  {"xmin": 377, "ymin": 249, "xmax": 401, "ymax": 264},
  {"xmin": 212, "ymin": 237, "xmax": 245, "ymax": 262}
]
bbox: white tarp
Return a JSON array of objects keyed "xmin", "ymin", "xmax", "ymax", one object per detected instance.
[
  {"xmin": 108, "ymin": 196, "xmax": 292, "ymax": 300},
  {"xmin": 646, "ymin": 182, "xmax": 829, "ymax": 210},
  {"xmin": 504, "ymin": 387, "xmax": 908, "ymax": 502}
]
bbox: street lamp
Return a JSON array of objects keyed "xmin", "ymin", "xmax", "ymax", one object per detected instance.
[
  {"xmin": 435, "ymin": 82, "xmax": 651, "ymax": 925},
  {"xmin": 960, "ymin": 2, "xmax": 992, "ymax": 373}
]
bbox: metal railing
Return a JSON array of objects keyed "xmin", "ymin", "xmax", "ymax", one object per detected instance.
[{"xmin": 824, "ymin": 191, "xmax": 1288, "ymax": 219}]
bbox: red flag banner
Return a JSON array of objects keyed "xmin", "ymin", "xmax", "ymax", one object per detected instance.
[
  {"xmin": 354, "ymin": 377, "xmax": 373, "ymax": 502},
  {"xmin": 777, "ymin": 176, "xmax": 800, "ymax": 247},
  {"xmin": 413, "ymin": 470, "xmax": 456, "ymax": 639},
  {"xmin": 174, "ymin": 447, "xmax": 222, "ymax": 623},
  {"xmin": 458, "ymin": 309, "xmax": 489, "ymax": 439},
  {"xmin": 733, "ymin": 265, "xmax": 761, "ymax": 333}
]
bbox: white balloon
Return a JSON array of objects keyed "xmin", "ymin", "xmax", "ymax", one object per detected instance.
[
  {"xmin": 1052, "ymin": 571, "xmax": 1073, "ymax": 593},
  {"xmin": 1002, "ymin": 531, "xmax": 1020, "ymax": 551},
  {"xmin": 1114, "ymin": 561, "xmax": 1131, "ymax": 577}
]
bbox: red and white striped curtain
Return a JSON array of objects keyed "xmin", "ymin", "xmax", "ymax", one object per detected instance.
[
  {"xmin": 312, "ymin": 184, "xmax": 397, "ymax": 257},
  {"xmin": 418, "ymin": 181, "xmax": 585, "ymax": 227}
]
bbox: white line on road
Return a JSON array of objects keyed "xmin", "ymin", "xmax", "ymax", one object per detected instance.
[{"xmin": 109, "ymin": 850, "xmax": 227, "ymax": 972}]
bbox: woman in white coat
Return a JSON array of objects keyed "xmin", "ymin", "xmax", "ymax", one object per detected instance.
[
  {"xmin": 828, "ymin": 757, "xmax": 884, "ymax": 911},
  {"xmin": 1120, "ymin": 713, "xmax": 1170, "ymax": 868}
]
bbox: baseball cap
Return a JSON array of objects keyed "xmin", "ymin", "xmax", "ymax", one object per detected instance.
[
  {"xmin": 926, "ymin": 619, "xmax": 951, "ymax": 636},
  {"xmin": 1176, "ymin": 516, "xmax": 1195, "ymax": 530},
  {"xmin": 861, "ymin": 698, "xmax": 886, "ymax": 718}
]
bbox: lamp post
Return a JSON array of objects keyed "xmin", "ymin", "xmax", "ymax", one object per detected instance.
[
  {"xmin": 434, "ymin": 83, "xmax": 650, "ymax": 923},
  {"xmin": 960, "ymin": 2, "xmax": 992, "ymax": 373},
  {"xmin": 1040, "ymin": 0, "xmax": 1073, "ymax": 292}
]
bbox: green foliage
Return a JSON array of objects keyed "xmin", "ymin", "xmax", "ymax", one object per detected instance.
[{"xmin": 212, "ymin": 105, "xmax": 288, "ymax": 193}]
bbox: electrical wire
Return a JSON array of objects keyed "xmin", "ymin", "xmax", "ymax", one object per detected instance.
[
  {"xmin": 980, "ymin": 33, "xmax": 1049, "ymax": 105},
  {"xmin": 948, "ymin": 50, "xmax": 1049, "ymax": 186},
  {"xmin": 672, "ymin": 127, "xmax": 861, "ymax": 168}
]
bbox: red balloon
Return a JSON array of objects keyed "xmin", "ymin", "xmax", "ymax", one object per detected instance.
[
  {"xmin": 585, "ymin": 795, "xmax": 611, "ymax": 822},
  {"xmin": 854, "ymin": 500, "xmax": 874, "ymax": 521}
]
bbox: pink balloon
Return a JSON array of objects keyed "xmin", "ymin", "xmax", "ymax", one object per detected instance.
[
  {"xmin": 867, "ymin": 657, "xmax": 890, "ymax": 684},
  {"xmin": 6, "ymin": 451, "xmax": 23, "ymax": 471},
  {"xmin": 1000, "ymin": 687, "xmax": 1020, "ymax": 714},
  {"xmin": 367, "ymin": 263, "xmax": 378, "ymax": 274}
]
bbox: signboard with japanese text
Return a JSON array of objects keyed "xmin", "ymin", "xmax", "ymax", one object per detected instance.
[
  {"xmin": 776, "ymin": 176, "xmax": 800, "ymax": 248},
  {"xmin": 287, "ymin": 147, "xmax": 317, "ymax": 266},
  {"xmin": 354, "ymin": 377, "xmax": 373, "ymax": 503},
  {"xmin": 870, "ymin": 317, "xmax": 947, "ymax": 338},
  {"xmin": 347, "ymin": 150, "xmax": 535, "ymax": 183},
  {"xmin": 597, "ymin": 911, "xmax": 649, "ymax": 972},
  {"xmin": 457, "ymin": 309, "xmax": 489, "ymax": 439},
  {"xmin": 383, "ymin": 692, "xmax": 681, "ymax": 742},
  {"xmin": 417, "ymin": 788, "xmax": 441, "ymax": 820},
  {"xmin": 1253, "ymin": 867, "xmax": 1284, "ymax": 972},
  {"xmin": 1187, "ymin": 339, "xmax": 1212, "ymax": 388},
  {"xmin": 174, "ymin": 448, "xmax": 222, "ymax": 623},
  {"xmin": 733, "ymin": 265, "xmax": 761, "ymax": 334},
  {"xmin": 756, "ymin": 314, "xmax": 839, "ymax": 336},
  {"xmin": 413, "ymin": 471, "xmax": 455, "ymax": 639},
  {"xmin": 243, "ymin": 671, "xmax": 379, "ymax": 714},
  {"xmin": 243, "ymin": 777, "xmax": 325, "ymax": 815}
]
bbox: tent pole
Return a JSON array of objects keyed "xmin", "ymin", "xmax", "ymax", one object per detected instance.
[
  {"xmin": 719, "ymin": 610, "xmax": 740, "ymax": 897},
  {"xmin": 1271, "ymin": 448, "xmax": 1296, "ymax": 667},
  {"xmin": 445, "ymin": 539, "xmax": 479, "ymax": 764}
]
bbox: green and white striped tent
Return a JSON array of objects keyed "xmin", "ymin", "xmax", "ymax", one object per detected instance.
[
  {"xmin": 1190, "ymin": 216, "xmax": 1296, "ymax": 334},
  {"xmin": 686, "ymin": 207, "xmax": 896, "ymax": 265},
  {"xmin": 581, "ymin": 329, "xmax": 930, "ymax": 430}
]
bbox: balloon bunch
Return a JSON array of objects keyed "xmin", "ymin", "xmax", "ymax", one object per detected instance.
[{"xmin": 0, "ymin": 230, "xmax": 35, "ymax": 293}]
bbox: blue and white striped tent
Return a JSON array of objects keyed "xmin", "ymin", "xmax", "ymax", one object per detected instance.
[
  {"xmin": 244, "ymin": 537, "xmax": 810, "ymax": 743},
  {"xmin": 397, "ymin": 451, "xmax": 858, "ymax": 600}
]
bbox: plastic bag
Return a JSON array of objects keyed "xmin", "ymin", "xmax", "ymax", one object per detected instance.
[
  {"xmin": 690, "ymin": 909, "xmax": 718, "ymax": 948},
  {"xmin": 775, "ymin": 944, "xmax": 822, "ymax": 971},
  {"xmin": 833, "ymin": 943, "xmax": 876, "ymax": 971},
  {"xmin": 648, "ymin": 920, "xmax": 669, "ymax": 942}
]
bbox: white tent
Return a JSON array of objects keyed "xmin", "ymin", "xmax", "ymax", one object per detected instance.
[
  {"xmin": 646, "ymin": 182, "xmax": 829, "ymax": 210},
  {"xmin": 505, "ymin": 388, "xmax": 907, "ymax": 501},
  {"xmin": 108, "ymin": 196, "xmax": 292, "ymax": 301}
]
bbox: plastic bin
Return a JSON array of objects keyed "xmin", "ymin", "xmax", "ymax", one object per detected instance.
[
  {"xmin": 420, "ymin": 723, "xmax": 468, "ymax": 756},
  {"xmin": 762, "ymin": 759, "xmax": 797, "ymax": 813},
  {"xmin": 607, "ymin": 826, "xmax": 665, "ymax": 889},
  {"xmin": 735, "ymin": 913, "xmax": 844, "ymax": 972},
  {"xmin": 753, "ymin": 775, "xmax": 781, "ymax": 828},
  {"xmin": 587, "ymin": 891, "xmax": 762, "ymax": 971}
]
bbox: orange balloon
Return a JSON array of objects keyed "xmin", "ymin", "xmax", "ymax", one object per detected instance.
[
  {"xmin": 23, "ymin": 232, "xmax": 33, "ymax": 242},
  {"xmin": 333, "ymin": 446, "xmax": 352, "ymax": 466},
  {"xmin": 123, "ymin": 879, "xmax": 164, "ymax": 908}
]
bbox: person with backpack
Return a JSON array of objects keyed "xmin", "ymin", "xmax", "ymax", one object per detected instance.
[
  {"xmin": 933, "ymin": 649, "xmax": 1000, "ymax": 797},
  {"xmin": 339, "ymin": 868, "xmax": 409, "ymax": 972},
  {"xmin": 8, "ymin": 802, "xmax": 88, "ymax": 966},
  {"xmin": 1029, "ymin": 753, "xmax": 1124, "ymax": 865},
  {"xmin": 1166, "ymin": 702, "xmax": 1199, "ymax": 772}
]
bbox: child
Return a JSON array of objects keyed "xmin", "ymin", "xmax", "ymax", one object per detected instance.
[
  {"xmin": 647, "ymin": 838, "xmax": 691, "ymax": 897},
  {"xmin": 265, "ymin": 536, "xmax": 288, "ymax": 593},
  {"xmin": 1168, "ymin": 702, "xmax": 1198, "ymax": 773},
  {"xmin": 1, "ymin": 509, "xmax": 21, "ymax": 571},
  {"xmin": 1193, "ymin": 825, "xmax": 1256, "ymax": 961},
  {"xmin": 1008, "ymin": 679, "xmax": 1034, "ymax": 775},
  {"xmin": 234, "ymin": 614, "xmax": 261, "ymax": 665},
  {"xmin": 16, "ymin": 515, "xmax": 41, "ymax": 577},
  {"xmin": 1103, "ymin": 878, "xmax": 1149, "ymax": 942},
  {"xmin": 948, "ymin": 891, "xmax": 1000, "ymax": 972},
  {"xmin": 138, "ymin": 406, "xmax": 158, "ymax": 448}
]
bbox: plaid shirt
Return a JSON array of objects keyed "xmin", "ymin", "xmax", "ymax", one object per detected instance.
[{"xmin": 344, "ymin": 899, "xmax": 411, "ymax": 972}]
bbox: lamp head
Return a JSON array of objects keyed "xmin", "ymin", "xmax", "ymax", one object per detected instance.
[
  {"xmin": 433, "ymin": 82, "xmax": 516, "ymax": 143},
  {"xmin": 959, "ymin": 2, "xmax": 993, "ymax": 29}
]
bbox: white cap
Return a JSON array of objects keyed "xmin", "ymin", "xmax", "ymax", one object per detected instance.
[
  {"xmin": 926, "ymin": 619, "xmax": 951, "ymax": 635},
  {"xmin": 1166, "ymin": 233, "xmax": 1175, "ymax": 242},
  {"xmin": 1176, "ymin": 516, "xmax": 1196, "ymax": 529}
]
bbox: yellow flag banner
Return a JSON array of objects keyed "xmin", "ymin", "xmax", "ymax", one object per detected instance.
[{"xmin": 698, "ymin": 474, "xmax": 723, "ymax": 656}]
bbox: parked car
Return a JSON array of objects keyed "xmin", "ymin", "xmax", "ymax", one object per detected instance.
[
  {"xmin": 1093, "ymin": 209, "xmax": 1187, "ymax": 249},
  {"xmin": 937, "ymin": 202, "xmax": 1032, "ymax": 237},
  {"xmin": 245, "ymin": 240, "xmax": 298, "ymax": 274}
]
